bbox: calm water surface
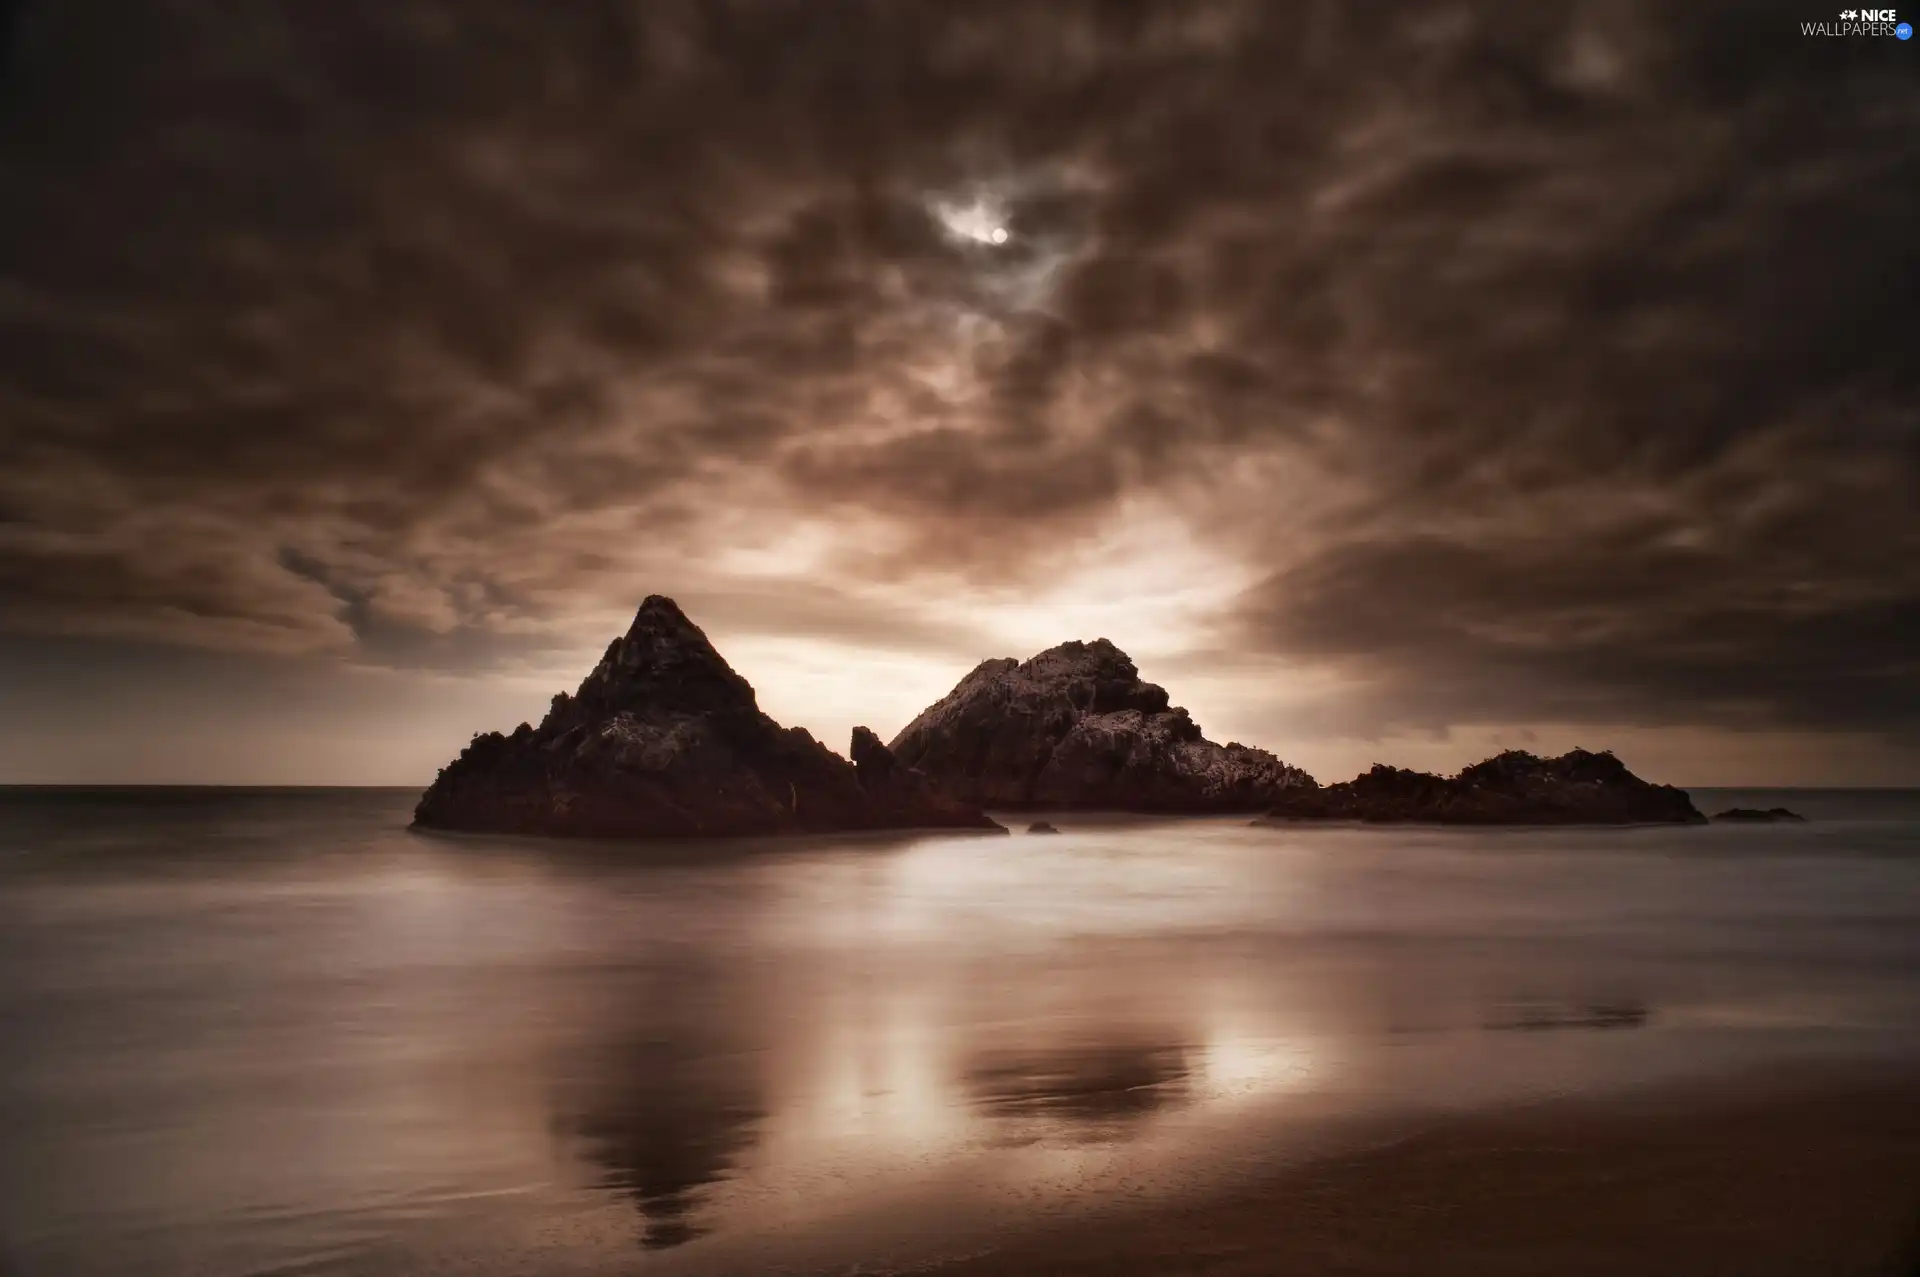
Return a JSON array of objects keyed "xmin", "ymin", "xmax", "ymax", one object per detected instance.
[{"xmin": 1, "ymin": 787, "xmax": 1917, "ymax": 1275}]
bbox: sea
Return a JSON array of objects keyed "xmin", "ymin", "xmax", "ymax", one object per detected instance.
[{"xmin": 1, "ymin": 787, "xmax": 1916, "ymax": 1276}]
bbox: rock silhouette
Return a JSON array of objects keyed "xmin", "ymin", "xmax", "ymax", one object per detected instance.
[
  {"xmin": 413, "ymin": 596, "xmax": 1002, "ymax": 838},
  {"xmin": 1713, "ymin": 807, "xmax": 1807, "ymax": 822},
  {"xmin": 888, "ymin": 639, "xmax": 1313, "ymax": 811},
  {"xmin": 1263, "ymin": 749, "xmax": 1704, "ymax": 825}
]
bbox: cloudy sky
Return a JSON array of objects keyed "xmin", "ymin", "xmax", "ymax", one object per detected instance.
[{"xmin": 1, "ymin": 0, "xmax": 1915, "ymax": 785}]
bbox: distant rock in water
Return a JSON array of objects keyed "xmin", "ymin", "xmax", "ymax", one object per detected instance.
[
  {"xmin": 413, "ymin": 596, "xmax": 1003, "ymax": 839},
  {"xmin": 1713, "ymin": 807, "xmax": 1807, "ymax": 822},
  {"xmin": 1027, "ymin": 821, "xmax": 1061, "ymax": 835},
  {"xmin": 1262, "ymin": 749, "xmax": 1705, "ymax": 825},
  {"xmin": 887, "ymin": 639, "xmax": 1314, "ymax": 811},
  {"xmin": 1483, "ymin": 1000, "xmax": 1651, "ymax": 1032}
]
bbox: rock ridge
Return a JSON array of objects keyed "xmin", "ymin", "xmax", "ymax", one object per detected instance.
[{"xmin": 1261, "ymin": 748, "xmax": 1704, "ymax": 825}]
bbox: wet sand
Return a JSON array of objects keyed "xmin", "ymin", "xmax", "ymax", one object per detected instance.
[{"xmin": 931, "ymin": 1067, "xmax": 1920, "ymax": 1277}]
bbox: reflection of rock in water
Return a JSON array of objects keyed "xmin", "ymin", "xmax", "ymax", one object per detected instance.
[
  {"xmin": 965, "ymin": 1041, "xmax": 1191, "ymax": 1143},
  {"xmin": 563, "ymin": 1039, "xmax": 764, "ymax": 1250},
  {"xmin": 1483, "ymin": 999, "xmax": 1651, "ymax": 1032}
]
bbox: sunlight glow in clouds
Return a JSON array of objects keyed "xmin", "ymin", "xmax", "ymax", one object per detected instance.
[
  {"xmin": 931, "ymin": 193, "xmax": 1011, "ymax": 246},
  {"xmin": 715, "ymin": 503, "xmax": 1262, "ymax": 750}
]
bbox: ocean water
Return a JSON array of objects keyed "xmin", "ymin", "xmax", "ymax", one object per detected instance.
[{"xmin": 0, "ymin": 787, "xmax": 1916, "ymax": 1276}]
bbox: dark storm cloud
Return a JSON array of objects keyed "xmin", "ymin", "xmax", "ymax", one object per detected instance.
[{"xmin": 0, "ymin": 0, "xmax": 1914, "ymax": 741}]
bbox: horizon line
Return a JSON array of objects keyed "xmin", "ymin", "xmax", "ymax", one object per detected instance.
[{"xmin": 2, "ymin": 781, "xmax": 1916, "ymax": 792}]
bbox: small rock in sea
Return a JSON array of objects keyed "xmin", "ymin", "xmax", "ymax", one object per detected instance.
[
  {"xmin": 1027, "ymin": 821, "xmax": 1061, "ymax": 835},
  {"xmin": 1712, "ymin": 807, "xmax": 1807, "ymax": 822}
]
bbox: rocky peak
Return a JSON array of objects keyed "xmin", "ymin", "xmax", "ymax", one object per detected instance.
[
  {"xmin": 1018, "ymin": 638, "xmax": 1172, "ymax": 715},
  {"xmin": 1458, "ymin": 748, "xmax": 1632, "ymax": 788},
  {"xmin": 569, "ymin": 595, "xmax": 757, "ymax": 719},
  {"xmin": 888, "ymin": 637, "xmax": 1312, "ymax": 811}
]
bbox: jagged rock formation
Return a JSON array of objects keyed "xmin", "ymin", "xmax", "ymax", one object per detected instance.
[
  {"xmin": 413, "ymin": 597, "xmax": 1003, "ymax": 839},
  {"xmin": 1262, "ymin": 749, "xmax": 1704, "ymax": 825},
  {"xmin": 887, "ymin": 639, "xmax": 1314, "ymax": 811},
  {"xmin": 1713, "ymin": 807, "xmax": 1806, "ymax": 822}
]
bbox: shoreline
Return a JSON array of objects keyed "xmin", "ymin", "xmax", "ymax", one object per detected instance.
[{"xmin": 925, "ymin": 1063, "xmax": 1920, "ymax": 1277}]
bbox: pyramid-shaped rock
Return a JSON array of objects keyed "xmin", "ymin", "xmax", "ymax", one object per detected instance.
[{"xmin": 413, "ymin": 597, "xmax": 1002, "ymax": 838}]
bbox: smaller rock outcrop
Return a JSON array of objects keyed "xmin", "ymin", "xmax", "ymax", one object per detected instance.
[
  {"xmin": 848, "ymin": 726, "xmax": 997, "ymax": 830},
  {"xmin": 413, "ymin": 596, "xmax": 1002, "ymax": 839},
  {"xmin": 1263, "ymin": 749, "xmax": 1704, "ymax": 825},
  {"xmin": 1027, "ymin": 821, "xmax": 1061, "ymax": 835},
  {"xmin": 1713, "ymin": 807, "xmax": 1806, "ymax": 822},
  {"xmin": 888, "ymin": 639, "xmax": 1314, "ymax": 811}
]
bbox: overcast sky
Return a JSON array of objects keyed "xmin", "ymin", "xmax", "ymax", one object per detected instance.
[{"xmin": 1, "ymin": 0, "xmax": 1915, "ymax": 785}]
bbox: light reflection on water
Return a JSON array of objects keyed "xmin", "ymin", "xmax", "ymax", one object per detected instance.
[{"xmin": 0, "ymin": 788, "xmax": 1916, "ymax": 1275}]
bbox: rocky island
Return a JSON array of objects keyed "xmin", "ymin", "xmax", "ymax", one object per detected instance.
[
  {"xmin": 415, "ymin": 602, "xmax": 1714, "ymax": 834},
  {"xmin": 886, "ymin": 639, "xmax": 1314, "ymax": 811},
  {"xmin": 413, "ymin": 596, "xmax": 1002, "ymax": 839},
  {"xmin": 1261, "ymin": 748, "xmax": 1705, "ymax": 825},
  {"xmin": 1712, "ymin": 807, "xmax": 1806, "ymax": 822}
]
